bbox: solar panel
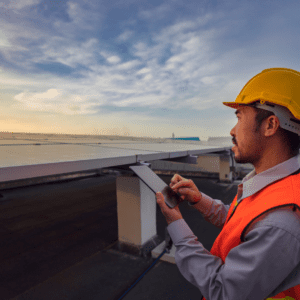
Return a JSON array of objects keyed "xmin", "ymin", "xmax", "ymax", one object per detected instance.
[{"xmin": 0, "ymin": 136, "xmax": 230, "ymax": 183}]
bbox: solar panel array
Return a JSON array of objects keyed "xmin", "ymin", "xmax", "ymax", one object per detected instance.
[{"xmin": 0, "ymin": 133, "xmax": 232, "ymax": 183}]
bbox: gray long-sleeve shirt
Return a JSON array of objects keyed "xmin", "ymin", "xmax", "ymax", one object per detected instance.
[{"xmin": 167, "ymin": 155, "xmax": 300, "ymax": 300}]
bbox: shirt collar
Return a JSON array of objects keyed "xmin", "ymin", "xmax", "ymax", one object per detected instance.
[{"xmin": 238, "ymin": 154, "xmax": 300, "ymax": 201}]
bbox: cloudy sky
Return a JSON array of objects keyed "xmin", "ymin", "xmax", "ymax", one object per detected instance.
[{"xmin": 1, "ymin": 0, "xmax": 300, "ymax": 140}]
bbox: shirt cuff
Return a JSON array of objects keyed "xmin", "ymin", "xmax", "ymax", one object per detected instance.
[
  {"xmin": 188, "ymin": 191, "xmax": 214, "ymax": 209},
  {"xmin": 167, "ymin": 219, "xmax": 195, "ymax": 245},
  {"xmin": 188, "ymin": 191, "xmax": 202, "ymax": 206}
]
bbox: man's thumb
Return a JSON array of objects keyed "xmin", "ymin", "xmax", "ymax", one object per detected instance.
[{"xmin": 156, "ymin": 192, "xmax": 165, "ymax": 206}]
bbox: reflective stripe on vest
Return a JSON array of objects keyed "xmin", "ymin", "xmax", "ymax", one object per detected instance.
[
  {"xmin": 202, "ymin": 172, "xmax": 300, "ymax": 300},
  {"xmin": 266, "ymin": 297, "xmax": 296, "ymax": 299}
]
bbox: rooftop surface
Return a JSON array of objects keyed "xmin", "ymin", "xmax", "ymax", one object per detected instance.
[
  {"xmin": 1, "ymin": 173, "xmax": 238, "ymax": 300},
  {"xmin": 0, "ymin": 132, "xmax": 238, "ymax": 299}
]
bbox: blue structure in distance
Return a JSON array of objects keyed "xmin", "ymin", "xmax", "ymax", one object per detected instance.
[{"xmin": 169, "ymin": 137, "xmax": 200, "ymax": 141}]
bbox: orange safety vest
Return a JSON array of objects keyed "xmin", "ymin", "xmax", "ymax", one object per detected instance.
[{"xmin": 202, "ymin": 172, "xmax": 300, "ymax": 300}]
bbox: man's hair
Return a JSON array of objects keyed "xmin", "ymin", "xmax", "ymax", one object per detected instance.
[{"xmin": 251, "ymin": 103, "xmax": 300, "ymax": 156}]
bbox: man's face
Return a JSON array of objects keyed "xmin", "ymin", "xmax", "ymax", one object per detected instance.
[{"xmin": 230, "ymin": 105, "xmax": 264, "ymax": 164}]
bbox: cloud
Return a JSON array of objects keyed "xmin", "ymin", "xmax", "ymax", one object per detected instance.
[
  {"xmin": 36, "ymin": 37, "xmax": 100, "ymax": 68},
  {"xmin": 0, "ymin": 19, "xmax": 43, "ymax": 64},
  {"xmin": 136, "ymin": 67, "xmax": 151, "ymax": 74},
  {"xmin": 200, "ymin": 76, "xmax": 219, "ymax": 85},
  {"xmin": 0, "ymin": 0, "xmax": 41, "ymax": 10},
  {"xmin": 14, "ymin": 89, "xmax": 100, "ymax": 115},
  {"xmin": 115, "ymin": 94, "xmax": 166, "ymax": 107},
  {"xmin": 138, "ymin": 3, "xmax": 171, "ymax": 20},
  {"xmin": 67, "ymin": 2, "xmax": 79, "ymax": 21},
  {"xmin": 116, "ymin": 30, "xmax": 134, "ymax": 42},
  {"xmin": 0, "ymin": 31, "xmax": 11, "ymax": 47},
  {"xmin": 107, "ymin": 55, "xmax": 121, "ymax": 64},
  {"xmin": 52, "ymin": 1, "xmax": 105, "ymax": 38},
  {"xmin": 100, "ymin": 52, "xmax": 128, "ymax": 66},
  {"xmin": 1, "ymin": 7, "xmax": 242, "ymax": 117},
  {"xmin": 3, "ymin": 0, "xmax": 300, "ymax": 126},
  {"xmin": 116, "ymin": 60, "xmax": 141, "ymax": 70}
]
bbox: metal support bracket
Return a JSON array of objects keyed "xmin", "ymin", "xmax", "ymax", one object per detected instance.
[
  {"xmin": 136, "ymin": 161, "xmax": 151, "ymax": 168},
  {"xmin": 100, "ymin": 161, "xmax": 152, "ymax": 176},
  {"xmin": 163, "ymin": 155, "xmax": 197, "ymax": 164}
]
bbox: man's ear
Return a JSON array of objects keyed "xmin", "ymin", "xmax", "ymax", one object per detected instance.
[{"xmin": 264, "ymin": 115, "xmax": 280, "ymax": 137}]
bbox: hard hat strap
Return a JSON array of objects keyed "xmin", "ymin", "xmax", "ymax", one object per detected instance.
[{"xmin": 254, "ymin": 102, "xmax": 300, "ymax": 136}]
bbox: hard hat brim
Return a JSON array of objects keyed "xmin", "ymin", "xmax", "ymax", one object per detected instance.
[{"xmin": 222, "ymin": 102, "xmax": 241, "ymax": 109}]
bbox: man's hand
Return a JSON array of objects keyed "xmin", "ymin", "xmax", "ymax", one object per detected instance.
[
  {"xmin": 156, "ymin": 192, "xmax": 183, "ymax": 225},
  {"xmin": 170, "ymin": 174, "xmax": 202, "ymax": 204}
]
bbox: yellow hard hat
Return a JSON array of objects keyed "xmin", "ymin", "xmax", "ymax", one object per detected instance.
[{"xmin": 223, "ymin": 68, "xmax": 300, "ymax": 120}]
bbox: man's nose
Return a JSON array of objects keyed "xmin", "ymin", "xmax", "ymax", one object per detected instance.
[{"xmin": 230, "ymin": 124, "xmax": 236, "ymax": 137}]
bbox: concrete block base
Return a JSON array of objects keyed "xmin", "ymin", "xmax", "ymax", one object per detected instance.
[
  {"xmin": 151, "ymin": 241, "xmax": 176, "ymax": 264},
  {"xmin": 117, "ymin": 235, "xmax": 163, "ymax": 258}
]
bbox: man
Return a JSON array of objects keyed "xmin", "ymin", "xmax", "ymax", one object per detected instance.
[{"xmin": 156, "ymin": 68, "xmax": 300, "ymax": 300}]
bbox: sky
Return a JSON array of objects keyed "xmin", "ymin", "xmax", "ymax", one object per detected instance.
[{"xmin": 1, "ymin": 0, "xmax": 300, "ymax": 140}]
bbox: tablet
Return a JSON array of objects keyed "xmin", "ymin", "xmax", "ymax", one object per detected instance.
[{"xmin": 129, "ymin": 165, "xmax": 181, "ymax": 208}]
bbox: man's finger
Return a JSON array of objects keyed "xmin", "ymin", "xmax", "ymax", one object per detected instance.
[
  {"xmin": 172, "ymin": 179, "xmax": 192, "ymax": 190},
  {"xmin": 170, "ymin": 174, "xmax": 183, "ymax": 184},
  {"xmin": 156, "ymin": 192, "xmax": 167, "ymax": 209},
  {"xmin": 156, "ymin": 192, "xmax": 163, "ymax": 203},
  {"xmin": 177, "ymin": 187, "xmax": 193, "ymax": 196}
]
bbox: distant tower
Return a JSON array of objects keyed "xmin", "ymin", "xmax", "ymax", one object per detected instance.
[{"xmin": 172, "ymin": 133, "xmax": 175, "ymax": 138}]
